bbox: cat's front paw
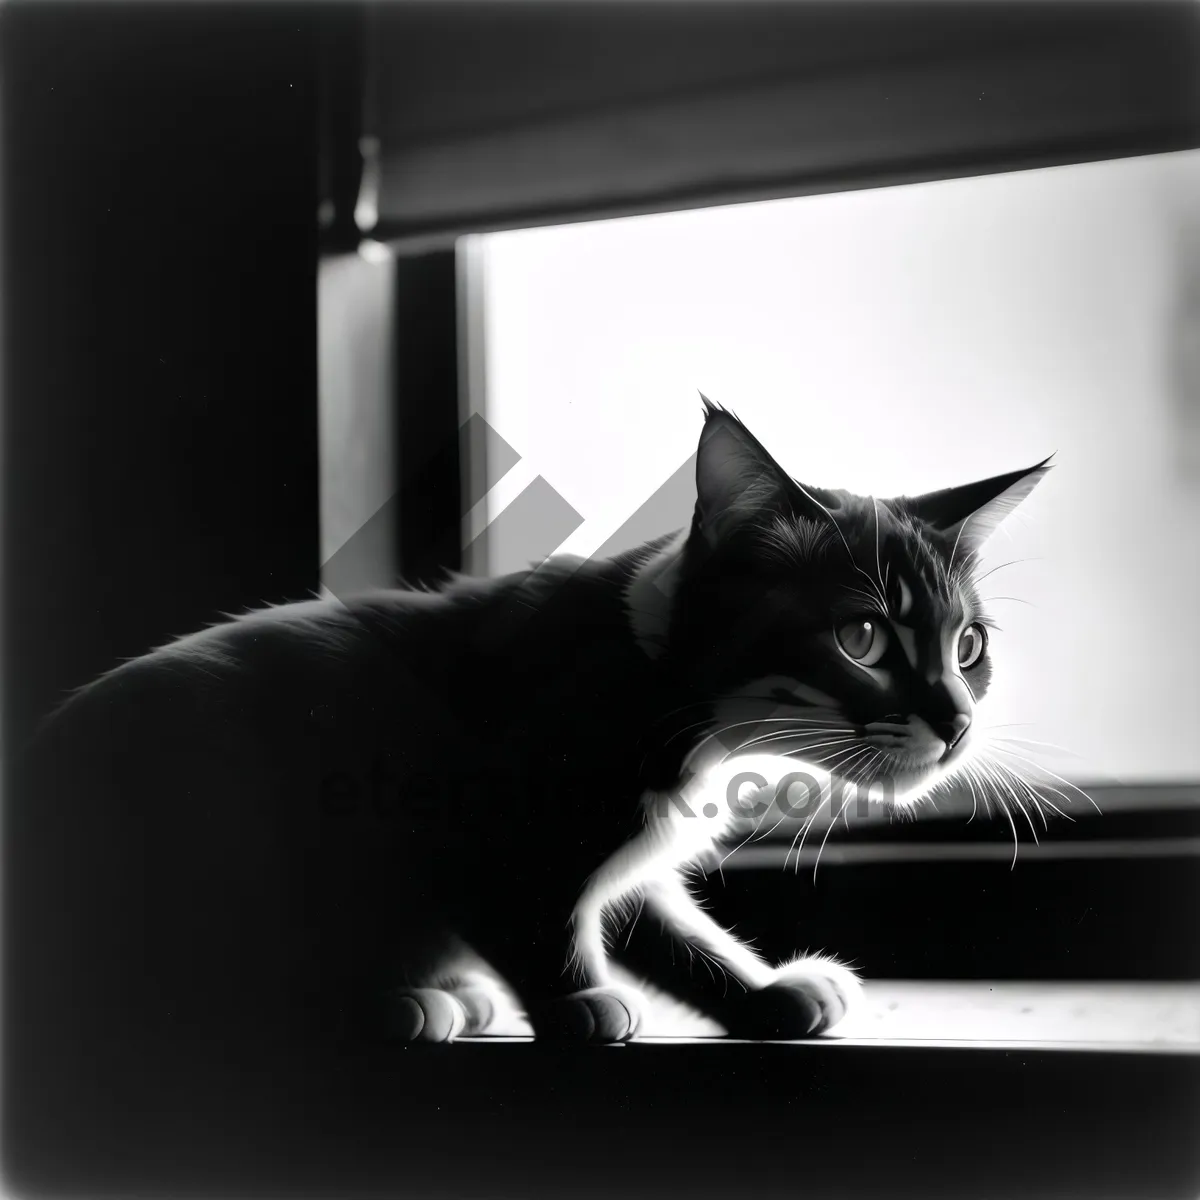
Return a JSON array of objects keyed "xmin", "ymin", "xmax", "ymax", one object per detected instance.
[
  {"xmin": 446, "ymin": 984, "xmax": 499, "ymax": 1035},
  {"xmin": 383, "ymin": 987, "xmax": 469, "ymax": 1043},
  {"xmin": 722, "ymin": 956, "xmax": 862, "ymax": 1039},
  {"xmin": 538, "ymin": 984, "xmax": 645, "ymax": 1043}
]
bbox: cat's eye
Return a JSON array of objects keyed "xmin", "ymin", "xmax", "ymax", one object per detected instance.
[
  {"xmin": 958, "ymin": 623, "xmax": 988, "ymax": 670},
  {"xmin": 835, "ymin": 616, "xmax": 889, "ymax": 667}
]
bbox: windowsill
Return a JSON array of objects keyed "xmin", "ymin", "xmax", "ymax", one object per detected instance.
[
  {"xmin": 13, "ymin": 987, "xmax": 1197, "ymax": 1198},
  {"xmin": 463, "ymin": 981, "xmax": 1200, "ymax": 1051},
  {"xmin": 829, "ymin": 980, "xmax": 1200, "ymax": 1049}
]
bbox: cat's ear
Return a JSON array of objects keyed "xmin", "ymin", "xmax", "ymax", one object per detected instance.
[
  {"xmin": 693, "ymin": 397, "xmax": 794, "ymax": 548},
  {"xmin": 901, "ymin": 455, "xmax": 1054, "ymax": 555}
]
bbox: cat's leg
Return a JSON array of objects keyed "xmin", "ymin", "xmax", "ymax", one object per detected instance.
[
  {"xmin": 472, "ymin": 800, "xmax": 838, "ymax": 1043},
  {"xmin": 617, "ymin": 873, "xmax": 862, "ymax": 1038},
  {"xmin": 535, "ymin": 823, "xmax": 704, "ymax": 1042},
  {"xmin": 527, "ymin": 796, "xmax": 752, "ymax": 1042},
  {"xmin": 458, "ymin": 921, "xmax": 630, "ymax": 1043},
  {"xmin": 475, "ymin": 903, "xmax": 648, "ymax": 1044},
  {"xmin": 465, "ymin": 832, "xmax": 678, "ymax": 1043}
]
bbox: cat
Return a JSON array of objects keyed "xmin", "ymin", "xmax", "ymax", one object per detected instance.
[{"xmin": 14, "ymin": 399, "xmax": 1050, "ymax": 1055}]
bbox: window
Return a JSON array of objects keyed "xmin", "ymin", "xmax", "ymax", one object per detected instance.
[{"xmin": 471, "ymin": 149, "xmax": 1200, "ymax": 791}]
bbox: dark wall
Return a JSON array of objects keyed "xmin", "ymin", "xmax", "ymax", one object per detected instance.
[{"xmin": 1, "ymin": 3, "xmax": 322, "ymax": 754}]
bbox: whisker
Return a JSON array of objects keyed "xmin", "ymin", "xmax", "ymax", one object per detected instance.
[
  {"xmin": 726, "ymin": 731, "xmax": 857, "ymax": 757},
  {"xmin": 650, "ymin": 696, "xmax": 846, "ymax": 763},
  {"xmin": 997, "ymin": 760, "xmax": 1053, "ymax": 831},
  {"xmin": 996, "ymin": 794, "xmax": 1021, "ymax": 871},
  {"xmin": 703, "ymin": 720, "xmax": 856, "ymax": 769},
  {"xmin": 969, "ymin": 761, "xmax": 994, "ymax": 818},
  {"xmin": 660, "ymin": 716, "xmax": 720, "ymax": 746},
  {"xmin": 784, "ymin": 786, "xmax": 830, "ymax": 874},
  {"xmin": 988, "ymin": 745, "xmax": 1102, "ymax": 814},
  {"xmin": 782, "ymin": 742, "xmax": 872, "ymax": 874},
  {"xmin": 981, "ymin": 754, "xmax": 1044, "ymax": 842},
  {"xmin": 996, "ymin": 760, "xmax": 1041, "ymax": 842},
  {"xmin": 718, "ymin": 738, "xmax": 860, "ymax": 868},
  {"xmin": 622, "ymin": 892, "xmax": 647, "ymax": 949},
  {"xmin": 683, "ymin": 716, "xmax": 821, "ymax": 764},
  {"xmin": 736, "ymin": 717, "xmax": 853, "ymax": 732},
  {"xmin": 719, "ymin": 785, "xmax": 793, "ymax": 868},
  {"xmin": 976, "ymin": 758, "xmax": 1021, "ymax": 867},
  {"xmin": 814, "ymin": 783, "xmax": 859, "ymax": 883},
  {"xmin": 721, "ymin": 813, "xmax": 788, "ymax": 866},
  {"xmin": 961, "ymin": 761, "xmax": 984, "ymax": 824},
  {"xmin": 990, "ymin": 734, "xmax": 1085, "ymax": 760},
  {"xmin": 970, "ymin": 557, "xmax": 1041, "ymax": 586},
  {"xmin": 991, "ymin": 762, "xmax": 1078, "ymax": 822}
]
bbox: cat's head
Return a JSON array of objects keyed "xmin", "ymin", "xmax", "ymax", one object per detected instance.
[{"xmin": 658, "ymin": 399, "xmax": 1051, "ymax": 807}]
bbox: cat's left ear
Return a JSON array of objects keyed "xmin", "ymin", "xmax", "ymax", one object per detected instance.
[
  {"xmin": 901, "ymin": 455, "xmax": 1054, "ymax": 555},
  {"xmin": 693, "ymin": 397, "xmax": 795, "ymax": 548}
]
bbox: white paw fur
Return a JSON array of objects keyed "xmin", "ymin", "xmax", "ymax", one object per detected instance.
[
  {"xmin": 770, "ymin": 953, "xmax": 863, "ymax": 1032},
  {"xmin": 546, "ymin": 982, "xmax": 646, "ymax": 1042}
]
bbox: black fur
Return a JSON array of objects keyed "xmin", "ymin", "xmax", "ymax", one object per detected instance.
[{"xmin": 8, "ymin": 402, "xmax": 1050, "ymax": 1063}]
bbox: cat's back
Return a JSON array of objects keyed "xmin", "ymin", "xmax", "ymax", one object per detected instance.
[
  {"xmin": 34, "ymin": 580, "xmax": 489, "ymax": 752},
  {"xmin": 23, "ymin": 548, "xmax": 654, "ymax": 799},
  {"xmin": 13, "ymin": 583, "xmax": 496, "ymax": 895}
]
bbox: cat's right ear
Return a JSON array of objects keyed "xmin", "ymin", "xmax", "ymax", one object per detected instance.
[
  {"xmin": 901, "ymin": 455, "xmax": 1054, "ymax": 556},
  {"xmin": 693, "ymin": 397, "xmax": 794, "ymax": 549}
]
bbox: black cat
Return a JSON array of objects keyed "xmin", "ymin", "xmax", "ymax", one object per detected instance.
[{"xmin": 12, "ymin": 400, "xmax": 1050, "ymax": 1053}]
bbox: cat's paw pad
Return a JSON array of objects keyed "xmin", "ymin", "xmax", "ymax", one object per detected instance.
[
  {"xmin": 383, "ymin": 987, "xmax": 468, "ymax": 1043},
  {"xmin": 723, "ymin": 957, "xmax": 862, "ymax": 1039},
  {"xmin": 446, "ymin": 984, "xmax": 499, "ymax": 1036},
  {"xmin": 541, "ymin": 985, "xmax": 644, "ymax": 1043}
]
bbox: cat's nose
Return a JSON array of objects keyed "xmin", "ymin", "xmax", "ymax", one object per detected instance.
[{"xmin": 935, "ymin": 713, "xmax": 971, "ymax": 752}]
